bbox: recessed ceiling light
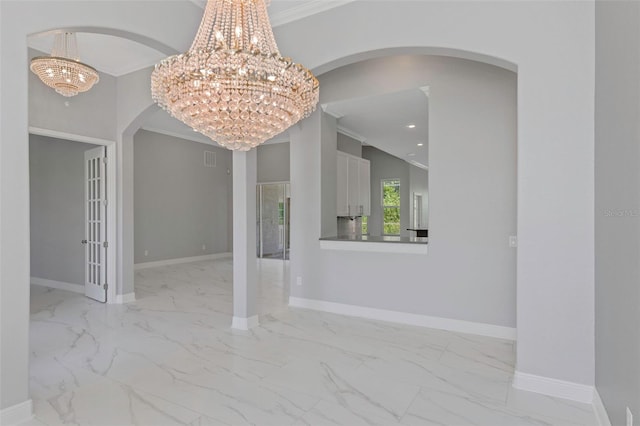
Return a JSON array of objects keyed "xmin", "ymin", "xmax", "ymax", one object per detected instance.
[
  {"xmin": 417, "ymin": 143, "xmax": 424, "ymax": 147},
  {"xmin": 407, "ymin": 124, "xmax": 416, "ymax": 129}
]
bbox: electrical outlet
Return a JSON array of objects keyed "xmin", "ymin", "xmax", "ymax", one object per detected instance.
[
  {"xmin": 202, "ymin": 244, "xmax": 206, "ymax": 251},
  {"xmin": 627, "ymin": 407, "xmax": 633, "ymax": 426},
  {"xmin": 509, "ymin": 235, "xmax": 518, "ymax": 248},
  {"xmin": 296, "ymin": 276, "xmax": 302, "ymax": 286},
  {"xmin": 144, "ymin": 249, "xmax": 149, "ymax": 257}
]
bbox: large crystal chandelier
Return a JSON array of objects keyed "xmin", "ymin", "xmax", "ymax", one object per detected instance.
[
  {"xmin": 151, "ymin": 0, "xmax": 319, "ymax": 151},
  {"xmin": 30, "ymin": 32, "xmax": 99, "ymax": 97}
]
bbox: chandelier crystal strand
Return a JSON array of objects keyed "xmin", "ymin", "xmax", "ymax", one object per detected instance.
[
  {"xmin": 151, "ymin": 0, "xmax": 319, "ymax": 151},
  {"xmin": 30, "ymin": 32, "xmax": 99, "ymax": 97}
]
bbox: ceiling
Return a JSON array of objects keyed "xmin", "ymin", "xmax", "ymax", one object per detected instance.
[
  {"xmin": 27, "ymin": 1, "xmax": 353, "ymax": 78},
  {"xmin": 28, "ymin": 0, "xmax": 428, "ymax": 154},
  {"xmin": 324, "ymin": 88, "xmax": 429, "ymax": 169}
]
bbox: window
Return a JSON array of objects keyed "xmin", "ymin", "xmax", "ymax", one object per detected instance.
[
  {"xmin": 382, "ymin": 179, "xmax": 401, "ymax": 235},
  {"xmin": 362, "ymin": 215, "xmax": 368, "ymax": 235}
]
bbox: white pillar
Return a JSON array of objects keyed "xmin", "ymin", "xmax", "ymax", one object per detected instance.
[{"xmin": 231, "ymin": 149, "xmax": 258, "ymax": 330}]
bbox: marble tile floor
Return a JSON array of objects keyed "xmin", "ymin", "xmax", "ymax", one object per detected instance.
[{"xmin": 24, "ymin": 258, "xmax": 598, "ymax": 426}]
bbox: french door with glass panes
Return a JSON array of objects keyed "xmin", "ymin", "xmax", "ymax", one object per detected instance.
[{"xmin": 84, "ymin": 146, "xmax": 108, "ymax": 302}]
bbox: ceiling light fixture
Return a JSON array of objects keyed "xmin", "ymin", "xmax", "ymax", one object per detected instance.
[
  {"xmin": 417, "ymin": 143, "xmax": 424, "ymax": 147},
  {"xmin": 407, "ymin": 124, "xmax": 416, "ymax": 129},
  {"xmin": 151, "ymin": 0, "xmax": 319, "ymax": 151},
  {"xmin": 30, "ymin": 32, "xmax": 99, "ymax": 97}
]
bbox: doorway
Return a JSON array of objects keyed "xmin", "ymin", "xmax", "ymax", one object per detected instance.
[
  {"xmin": 256, "ymin": 183, "xmax": 290, "ymax": 260},
  {"xmin": 29, "ymin": 129, "xmax": 117, "ymax": 303}
]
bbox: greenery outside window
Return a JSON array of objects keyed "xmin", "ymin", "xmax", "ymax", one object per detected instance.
[{"xmin": 382, "ymin": 179, "xmax": 400, "ymax": 235}]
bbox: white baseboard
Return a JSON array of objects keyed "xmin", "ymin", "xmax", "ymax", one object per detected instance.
[
  {"xmin": 30, "ymin": 277, "xmax": 84, "ymax": 294},
  {"xmin": 288, "ymin": 297, "xmax": 516, "ymax": 340},
  {"xmin": 593, "ymin": 388, "xmax": 612, "ymax": 426},
  {"xmin": 111, "ymin": 292, "xmax": 136, "ymax": 304},
  {"xmin": 231, "ymin": 315, "xmax": 260, "ymax": 330},
  {"xmin": 0, "ymin": 399, "xmax": 33, "ymax": 425},
  {"xmin": 135, "ymin": 252, "xmax": 232, "ymax": 270},
  {"xmin": 512, "ymin": 371, "xmax": 594, "ymax": 404}
]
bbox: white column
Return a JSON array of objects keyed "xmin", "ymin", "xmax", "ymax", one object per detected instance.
[{"xmin": 231, "ymin": 149, "xmax": 258, "ymax": 330}]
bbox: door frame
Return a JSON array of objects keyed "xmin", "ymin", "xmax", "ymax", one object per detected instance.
[
  {"xmin": 29, "ymin": 127, "xmax": 117, "ymax": 304},
  {"xmin": 256, "ymin": 181, "xmax": 291, "ymax": 260}
]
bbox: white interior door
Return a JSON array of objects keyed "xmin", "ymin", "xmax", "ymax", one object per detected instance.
[{"xmin": 84, "ymin": 146, "xmax": 107, "ymax": 302}]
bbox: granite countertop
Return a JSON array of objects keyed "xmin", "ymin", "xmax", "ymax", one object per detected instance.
[{"xmin": 320, "ymin": 235, "xmax": 428, "ymax": 244}]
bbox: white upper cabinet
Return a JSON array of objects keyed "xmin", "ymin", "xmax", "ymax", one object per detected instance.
[
  {"xmin": 337, "ymin": 151, "xmax": 370, "ymax": 217},
  {"xmin": 359, "ymin": 159, "xmax": 370, "ymax": 216}
]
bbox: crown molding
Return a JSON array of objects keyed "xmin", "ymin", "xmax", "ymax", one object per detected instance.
[
  {"xmin": 321, "ymin": 104, "xmax": 343, "ymax": 120},
  {"xmin": 141, "ymin": 126, "xmax": 220, "ymax": 147},
  {"xmin": 337, "ymin": 125, "xmax": 366, "ymax": 143}
]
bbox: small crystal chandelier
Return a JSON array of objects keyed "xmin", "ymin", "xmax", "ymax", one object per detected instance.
[
  {"xmin": 151, "ymin": 0, "xmax": 319, "ymax": 151},
  {"xmin": 30, "ymin": 32, "xmax": 99, "ymax": 97}
]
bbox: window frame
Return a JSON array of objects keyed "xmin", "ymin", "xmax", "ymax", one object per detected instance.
[{"xmin": 381, "ymin": 178, "xmax": 401, "ymax": 236}]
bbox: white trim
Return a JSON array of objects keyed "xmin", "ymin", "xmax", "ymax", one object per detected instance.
[
  {"xmin": 231, "ymin": 315, "xmax": 260, "ymax": 330},
  {"xmin": 593, "ymin": 388, "xmax": 612, "ymax": 426},
  {"xmin": 0, "ymin": 399, "xmax": 33, "ymax": 425},
  {"xmin": 29, "ymin": 126, "xmax": 115, "ymax": 146},
  {"xmin": 320, "ymin": 239, "xmax": 428, "ymax": 254},
  {"xmin": 337, "ymin": 126, "xmax": 367, "ymax": 143},
  {"xmin": 269, "ymin": 0, "xmax": 357, "ymax": 27},
  {"xmin": 140, "ymin": 126, "xmax": 220, "ymax": 147},
  {"xmin": 31, "ymin": 277, "xmax": 84, "ymax": 294},
  {"xmin": 112, "ymin": 292, "xmax": 136, "ymax": 304},
  {"xmin": 321, "ymin": 105, "xmax": 343, "ymax": 120},
  {"xmin": 135, "ymin": 252, "xmax": 232, "ymax": 270},
  {"xmin": 105, "ymin": 143, "xmax": 117, "ymax": 305},
  {"xmin": 512, "ymin": 371, "xmax": 594, "ymax": 404},
  {"xmin": 289, "ymin": 297, "xmax": 516, "ymax": 340}
]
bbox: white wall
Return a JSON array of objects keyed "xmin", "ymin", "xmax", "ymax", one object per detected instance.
[
  {"xmin": 307, "ymin": 56, "xmax": 517, "ymax": 329},
  {"xmin": 595, "ymin": 1, "xmax": 640, "ymax": 423},
  {"xmin": 134, "ymin": 130, "xmax": 232, "ymax": 263},
  {"xmin": 0, "ymin": 0, "xmax": 596, "ymax": 413},
  {"xmin": 281, "ymin": 0, "xmax": 595, "ymax": 387}
]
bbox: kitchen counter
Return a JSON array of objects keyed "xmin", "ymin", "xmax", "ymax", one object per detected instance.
[
  {"xmin": 319, "ymin": 235, "xmax": 428, "ymax": 254},
  {"xmin": 320, "ymin": 235, "xmax": 428, "ymax": 244}
]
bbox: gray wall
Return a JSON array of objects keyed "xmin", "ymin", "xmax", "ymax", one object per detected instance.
[
  {"xmin": 257, "ymin": 142, "xmax": 290, "ymax": 183},
  {"xmin": 337, "ymin": 132, "xmax": 362, "ymax": 157},
  {"xmin": 134, "ymin": 130, "xmax": 232, "ymax": 263},
  {"xmin": 292, "ymin": 55, "xmax": 517, "ymax": 329},
  {"xmin": 595, "ymin": 1, "xmax": 640, "ymax": 424},
  {"xmin": 29, "ymin": 49, "xmax": 117, "ymax": 141},
  {"xmin": 409, "ymin": 165, "xmax": 429, "ymax": 228},
  {"xmin": 362, "ymin": 146, "xmax": 411, "ymax": 237},
  {"xmin": 30, "ymin": 135, "xmax": 99, "ymax": 285},
  {"xmin": 361, "ymin": 147, "xmax": 429, "ymax": 237}
]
